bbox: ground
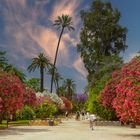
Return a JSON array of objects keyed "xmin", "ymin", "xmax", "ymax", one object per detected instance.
[{"xmin": 0, "ymin": 119, "xmax": 140, "ymax": 140}]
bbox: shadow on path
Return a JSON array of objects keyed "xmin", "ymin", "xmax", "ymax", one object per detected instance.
[
  {"xmin": 118, "ymin": 134, "xmax": 140, "ymax": 138},
  {"xmin": 0, "ymin": 127, "xmax": 50, "ymax": 136}
]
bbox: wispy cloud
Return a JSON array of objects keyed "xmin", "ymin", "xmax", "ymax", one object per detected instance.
[
  {"xmin": 73, "ymin": 56, "xmax": 88, "ymax": 79},
  {"xmin": 1, "ymin": 0, "xmax": 87, "ymax": 91}
]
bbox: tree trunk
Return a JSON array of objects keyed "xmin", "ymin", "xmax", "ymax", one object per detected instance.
[
  {"xmin": 0, "ymin": 114, "xmax": 3, "ymax": 124},
  {"xmin": 40, "ymin": 65, "xmax": 44, "ymax": 92},
  {"xmin": 50, "ymin": 27, "xmax": 64, "ymax": 93}
]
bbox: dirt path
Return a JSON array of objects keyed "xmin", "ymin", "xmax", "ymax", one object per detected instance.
[{"xmin": 0, "ymin": 119, "xmax": 140, "ymax": 140}]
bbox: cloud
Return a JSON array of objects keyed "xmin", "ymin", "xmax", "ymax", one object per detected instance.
[
  {"xmin": 124, "ymin": 52, "xmax": 140, "ymax": 63},
  {"xmin": 2, "ymin": 0, "xmax": 86, "ymax": 77},
  {"xmin": 2, "ymin": 0, "xmax": 70, "ymax": 64},
  {"xmin": 50, "ymin": 0, "xmax": 80, "ymax": 24},
  {"xmin": 73, "ymin": 56, "xmax": 88, "ymax": 79}
]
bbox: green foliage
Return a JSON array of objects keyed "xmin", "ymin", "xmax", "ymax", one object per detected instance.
[
  {"xmin": 0, "ymin": 51, "xmax": 7, "ymax": 70},
  {"xmin": 25, "ymin": 78, "xmax": 40, "ymax": 92},
  {"xmin": 16, "ymin": 106, "xmax": 36, "ymax": 120},
  {"xmin": 87, "ymin": 92, "xmax": 117, "ymax": 120},
  {"xmin": 35, "ymin": 100, "xmax": 58, "ymax": 119},
  {"xmin": 77, "ymin": 0, "xmax": 127, "ymax": 84}
]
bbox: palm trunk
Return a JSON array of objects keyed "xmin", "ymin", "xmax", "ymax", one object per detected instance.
[
  {"xmin": 50, "ymin": 27, "xmax": 64, "ymax": 93},
  {"xmin": 40, "ymin": 65, "xmax": 44, "ymax": 92},
  {"xmin": 56, "ymin": 80, "xmax": 59, "ymax": 95}
]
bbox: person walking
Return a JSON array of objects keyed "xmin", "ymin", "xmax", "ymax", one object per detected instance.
[{"xmin": 89, "ymin": 114, "xmax": 96, "ymax": 130}]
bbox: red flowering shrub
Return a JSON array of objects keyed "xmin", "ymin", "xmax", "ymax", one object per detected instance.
[
  {"xmin": 113, "ymin": 56, "xmax": 140, "ymax": 124},
  {"xmin": 0, "ymin": 72, "xmax": 25, "ymax": 117},
  {"xmin": 23, "ymin": 87, "xmax": 37, "ymax": 107},
  {"xmin": 0, "ymin": 97, "xmax": 3, "ymax": 112},
  {"xmin": 60, "ymin": 97, "xmax": 73, "ymax": 111},
  {"xmin": 100, "ymin": 71, "xmax": 121, "ymax": 111}
]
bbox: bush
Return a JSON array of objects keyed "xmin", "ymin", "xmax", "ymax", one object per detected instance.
[
  {"xmin": 88, "ymin": 91, "xmax": 117, "ymax": 120},
  {"xmin": 16, "ymin": 106, "xmax": 36, "ymax": 120},
  {"xmin": 113, "ymin": 56, "xmax": 140, "ymax": 124},
  {"xmin": 35, "ymin": 100, "xmax": 57, "ymax": 119}
]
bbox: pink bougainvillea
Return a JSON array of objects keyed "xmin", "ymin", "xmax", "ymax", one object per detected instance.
[
  {"xmin": 113, "ymin": 56, "xmax": 140, "ymax": 124},
  {"xmin": 0, "ymin": 72, "xmax": 25, "ymax": 116}
]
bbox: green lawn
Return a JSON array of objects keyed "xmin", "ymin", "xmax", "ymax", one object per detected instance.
[{"xmin": 0, "ymin": 120, "xmax": 29, "ymax": 129}]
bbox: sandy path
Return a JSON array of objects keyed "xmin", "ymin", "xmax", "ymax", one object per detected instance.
[{"xmin": 0, "ymin": 119, "xmax": 140, "ymax": 140}]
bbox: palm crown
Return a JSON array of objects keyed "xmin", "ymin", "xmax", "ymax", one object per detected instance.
[
  {"xmin": 28, "ymin": 53, "xmax": 52, "ymax": 92},
  {"xmin": 54, "ymin": 14, "xmax": 74, "ymax": 31}
]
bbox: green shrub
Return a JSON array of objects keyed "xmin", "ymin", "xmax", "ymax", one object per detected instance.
[
  {"xmin": 16, "ymin": 106, "xmax": 36, "ymax": 120},
  {"xmin": 35, "ymin": 101, "xmax": 58, "ymax": 119},
  {"xmin": 87, "ymin": 93, "xmax": 117, "ymax": 120}
]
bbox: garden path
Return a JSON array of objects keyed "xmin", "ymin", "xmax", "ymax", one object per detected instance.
[{"xmin": 0, "ymin": 119, "xmax": 140, "ymax": 140}]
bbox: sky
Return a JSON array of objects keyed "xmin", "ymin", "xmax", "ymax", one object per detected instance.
[{"xmin": 0, "ymin": 0, "xmax": 140, "ymax": 93}]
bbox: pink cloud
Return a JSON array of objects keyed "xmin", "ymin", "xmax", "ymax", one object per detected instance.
[{"xmin": 73, "ymin": 56, "xmax": 88, "ymax": 79}]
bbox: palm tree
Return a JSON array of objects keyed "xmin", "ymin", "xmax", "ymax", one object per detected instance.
[
  {"xmin": 63, "ymin": 78, "xmax": 76, "ymax": 100},
  {"xmin": 27, "ymin": 53, "xmax": 52, "ymax": 92},
  {"xmin": 48, "ymin": 67, "xmax": 62, "ymax": 95},
  {"xmin": 50, "ymin": 14, "xmax": 74, "ymax": 93}
]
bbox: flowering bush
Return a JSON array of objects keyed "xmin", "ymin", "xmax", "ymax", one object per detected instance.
[
  {"xmin": 100, "ymin": 71, "xmax": 121, "ymax": 111},
  {"xmin": 74, "ymin": 94, "xmax": 88, "ymax": 103},
  {"xmin": 36, "ymin": 91, "xmax": 64, "ymax": 106},
  {"xmin": 23, "ymin": 87, "xmax": 37, "ymax": 107},
  {"xmin": 113, "ymin": 56, "xmax": 140, "ymax": 124},
  {"xmin": 0, "ymin": 72, "xmax": 25, "ymax": 117},
  {"xmin": 0, "ymin": 97, "xmax": 2, "ymax": 112},
  {"xmin": 36, "ymin": 96, "xmax": 46, "ymax": 106},
  {"xmin": 60, "ymin": 97, "xmax": 73, "ymax": 111}
]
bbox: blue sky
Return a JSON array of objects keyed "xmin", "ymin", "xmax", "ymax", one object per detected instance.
[{"xmin": 0, "ymin": 0, "xmax": 140, "ymax": 93}]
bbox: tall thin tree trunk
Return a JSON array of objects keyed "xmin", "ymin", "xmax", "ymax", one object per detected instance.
[
  {"xmin": 50, "ymin": 27, "xmax": 64, "ymax": 93},
  {"xmin": 40, "ymin": 65, "xmax": 44, "ymax": 92},
  {"xmin": 56, "ymin": 80, "xmax": 59, "ymax": 95}
]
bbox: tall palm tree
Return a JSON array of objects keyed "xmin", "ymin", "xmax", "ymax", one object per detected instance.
[
  {"xmin": 27, "ymin": 53, "xmax": 51, "ymax": 92},
  {"xmin": 50, "ymin": 14, "xmax": 74, "ymax": 93},
  {"xmin": 63, "ymin": 78, "xmax": 76, "ymax": 100}
]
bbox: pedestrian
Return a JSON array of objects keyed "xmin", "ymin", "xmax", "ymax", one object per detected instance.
[
  {"xmin": 81, "ymin": 111, "xmax": 85, "ymax": 120},
  {"xmin": 75, "ymin": 111, "xmax": 80, "ymax": 120},
  {"xmin": 65, "ymin": 111, "xmax": 69, "ymax": 120},
  {"xmin": 89, "ymin": 114, "xmax": 96, "ymax": 130}
]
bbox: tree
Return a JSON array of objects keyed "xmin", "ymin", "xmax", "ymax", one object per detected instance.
[
  {"xmin": 25, "ymin": 78, "xmax": 40, "ymax": 92},
  {"xmin": 0, "ymin": 51, "xmax": 8, "ymax": 70},
  {"xmin": 63, "ymin": 79, "xmax": 76, "ymax": 100},
  {"xmin": 4, "ymin": 64, "xmax": 26, "ymax": 82},
  {"xmin": 77, "ymin": 0, "xmax": 127, "ymax": 84},
  {"xmin": 27, "ymin": 53, "xmax": 52, "ymax": 92},
  {"xmin": 48, "ymin": 67, "xmax": 62, "ymax": 95},
  {"xmin": 50, "ymin": 14, "xmax": 74, "ymax": 93}
]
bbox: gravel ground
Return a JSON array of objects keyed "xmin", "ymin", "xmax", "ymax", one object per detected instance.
[{"xmin": 0, "ymin": 119, "xmax": 140, "ymax": 140}]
